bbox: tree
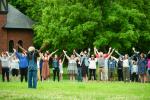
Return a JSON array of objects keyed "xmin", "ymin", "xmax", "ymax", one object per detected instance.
[{"xmin": 9, "ymin": 0, "xmax": 150, "ymax": 54}]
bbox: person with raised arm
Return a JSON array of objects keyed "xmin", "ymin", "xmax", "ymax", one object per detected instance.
[
  {"xmin": 104, "ymin": 48, "xmax": 115, "ymax": 81},
  {"xmin": 59, "ymin": 55, "xmax": 65, "ymax": 81},
  {"xmin": 108, "ymin": 56, "xmax": 117, "ymax": 81},
  {"xmin": 111, "ymin": 56, "xmax": 123, "ymax": 81},
  {"xmin": 63, "ymin": 50, "xmax": 78, "ymax": 81},
  {"xmin": 132, "ymin": 48, "xmax": 147, "ymax": 83},
  {"xmin": 88, "ymin": 54, "xmax": 97, "ymax": 81},
  {"xmin": 115, "ymin": 50, "xmax": 131, "ymax": 82},
  {"xmin": 51, "ymin": 53, "xmax": 63, "ymax": 82},
  {"xmin": 94, "ymin": 47, "xmax": 104, "ymax": 81},
  {"xmin": 0, "ymin": 50, "xmax": 15, "ymax": 82},
  {"xmin": 94, "ymin": 47, "xmax": 114, "ymax": 81},
  {"xmin": 40, "ymin": 49, "xmax": 58, "ymax": 81},
  {"xmin": 147, "ymin": 51, "xmax": 150, "ymax": 82},
  {"xmin": 15, "ymin": 45, "xmax": 28, "ymax": 82},
  {"xmin": 76, "ymin": 56, "xmax": 82, "ymax": 82},
  {"xmin": 10, "ymin": 55, "xmax": 19, "ymax": 81},
  {"xmin": 74, "ymin": 49, "xmax": 90, "ymax": 81},
  {"xmin": 15, "ymin": 45, "xmax": 41, "ymax": 88}
]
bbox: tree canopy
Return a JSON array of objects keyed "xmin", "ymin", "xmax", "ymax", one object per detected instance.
[{"xmin": 9, "ymin": 0, "xmax": 150, "ymax": 54}]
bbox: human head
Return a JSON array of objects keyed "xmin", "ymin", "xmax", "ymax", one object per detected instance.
[
  {"xmin": 44, "ymin": 52, "xmax": 48, "ymax": 57},
  {"xmin": 54, "ymin": 54, "xmax": 58, "ymax": 59},
  {"xmin": 28, "ymin": 46, "xmax": 35, "ymax": 52},
  {"xmin": 12, "ymin": 55, "xmax": 17, "ymax": 60},
  {"xmin": 124, "ymin": 54, "xmax": 128, "ymax": 59},
  {"xmin": 119, "ymin": 56, "xmax": 123, "ymax": 61},
  {"xmin": 140, "ymin": 53, "xmax": 145, "ymax": 58},
  {"xmin": 2, "ymin": 51, "xmax": 8, "ymax": 57},
  {"xmin": 84, "ymin": 50, "xmax": 87, "ymax": 54},
  {"xmin": 99, "ymin": 52, "xmax": 103, "ymax": 57},
  {"xmin": 59, "ymin": 59, "xmax": 62, "ymax": 63},
  {"xmin": 91, "ymin": 54, "xmax": 95, "ymax": 60},
  {"xmin": 70, "ymin": 54, "xmax": 75, "ymax": 59}
]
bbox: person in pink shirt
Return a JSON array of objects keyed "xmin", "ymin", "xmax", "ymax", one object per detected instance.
[{"xmin": 147, "ymin": 51, "xmax": 150, "ymax": 82}]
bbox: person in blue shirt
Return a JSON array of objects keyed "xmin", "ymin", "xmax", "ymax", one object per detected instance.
[
  {"xmin": 15, "ymin": 45, "xmax": 39, "ymax": 88},
  {"xmin": 27, "ymin": 46, "xmax": 39, "ymax": 88},
  {"xmin": 108, "ymin": 57, "xmax": 116, "ymax": 81},
  {"xmin": 15, "ymin": 50, "xmax": 28, "ymax": 82},
  {"xmin": 51, "ymin": 52, "xmax": 61, "ymax": 82}
]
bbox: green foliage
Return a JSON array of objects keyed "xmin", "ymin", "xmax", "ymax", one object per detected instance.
[{"xmin": 9, "ymin": 0, "xmax": 150, "ymax": 54}]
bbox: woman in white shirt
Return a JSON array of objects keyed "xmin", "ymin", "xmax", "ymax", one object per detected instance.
[
  {"xmin": 89, "ymin": 55, "xmax": 97, "ymax": 80},
  {"xmin": 123, "ymin": 54, "xmax": 130, "ymax": 82},
  {"xmin": 0, "ymin": 50, "xmax": 15, "ymax": 82},
  {"xmin": 131, "ymin": 60, "xmax": 138, "ymax": 82},
  {"xmin": 10, "ymin": 55, "xmax": 19, "ymax": 80}
]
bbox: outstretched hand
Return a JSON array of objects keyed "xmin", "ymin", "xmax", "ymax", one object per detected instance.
[
  {"xmin": 132, "ymin": 47, "xmax": 135, "ymax": 51},
  {"xmin": 13, "ymin": 48, "xmax": 16, "ymax": 53},
  {"xmin": 109, "ymin": 47, "xmax": 112, "ymax": 50}
]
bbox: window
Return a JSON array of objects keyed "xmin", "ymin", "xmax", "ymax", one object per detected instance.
[
  {"xmin": 18, "ymin": 40, "xmax": 23, "ymax": 52},
  {"xmin": 9, "ymin": 40, "xmax": 14, "ymax": 53}
]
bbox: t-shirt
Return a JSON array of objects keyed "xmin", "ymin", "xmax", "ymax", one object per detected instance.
[
  {"xmin": 104, "ymin": 59, "xmax": 108, "ymax": 68},
  {"xmin": 123, "ymin": 59, "xmax": 129, "ymax": 68},
  {"xmin": 132, "ymin": 64, "xmax": 138, "ymax": 73},
  {"xmin": 148, "ymin": 59, "xmax": 150, "ymax": 69},
  {"xmin": 89, "ymin": 58, "xmax": 97, "ymax": 69},
  {"xmin": 37, "ymin": 59, "xmax": 40, "ymax": 69},
  {"xmin": 108, "ymin": 59, "xmax": 116, "ymax": 69},
  {"xmin": 27, "ymin": 50, "xmax": 39, "ymax": 71},
  {"xmin": 97, "ymin": 57, "xmax": 105, "ymax": 67},
  {"xmin": 10, "ymin": 59, "xmax": 19, "ymax": 69},
  {"xmin": 0, "ymin": 57, "xmax": 10, "ymax": 68},
  {"xmin": 52, "ymin": 59, "xmax": 59, "ymax": 69}
]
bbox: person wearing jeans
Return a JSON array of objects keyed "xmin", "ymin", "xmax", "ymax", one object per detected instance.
[
  {"xmin": 15, "ymin": 46, "xmax": 39, "ymax": 88},
  {"xmin": 27, "ymin": 47, "xmax": 39, "ymax": 88},
  {"xmin": 74, "ymin": 49, "xmax": 90, "ymax": 81},
  {"xmin": 52, "ymin": 54, "xmax": 60, "ymax": 82},
  {"xmin": 77, "ymin": 58, "xmax": 82, "ymax": 82}
]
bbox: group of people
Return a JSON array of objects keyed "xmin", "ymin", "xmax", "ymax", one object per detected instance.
[
  {"xmin": 65, "ymin": 47, "xmax": 150, "ymax": 83},
  {"xmin": 0, "ymin": 45, "xmax": 150, "ymax": 88}
]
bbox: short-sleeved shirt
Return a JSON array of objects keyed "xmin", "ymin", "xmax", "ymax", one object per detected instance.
[
  {"xmin": 98, "ymin": 57, "xmax": 105, "ymax": 67},
  {"xmin": 27, "ymin": 50, "xmax": 39, "ymax": 71}
]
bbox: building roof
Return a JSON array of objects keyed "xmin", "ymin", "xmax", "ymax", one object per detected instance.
[{"xmin": 4, "ymin": 4, "xmax": 34, "ymax": 29}]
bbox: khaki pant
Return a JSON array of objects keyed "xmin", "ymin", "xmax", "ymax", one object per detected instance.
[
  {"xmin": 99, "ymin": 67, "xmax": 105, "ymax": 81},
  {"xmin": 37, "ymin": 68, "xmax": 41, "ymax": 81},
  {"xmin": 123, "ymin": 67, "xmax": 130, "ymax": 82}
]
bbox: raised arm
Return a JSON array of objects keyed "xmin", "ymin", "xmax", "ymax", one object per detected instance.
[
  {"xmin": 39, "ymin": 52, "xmax": 44, "ymax": 60},
  {"xmin": 74, "ymin": 50, "xmax": 81, "ymax": 58},
  {"xmin": 107, "ymin": 48, "xmax": 115, "ymax": 59},
  {"xmin": 8, "ymin": 49, "xmax": 16, "ymax": 59},
  {"xmin": 132, "ymin": 47, "xmax": 139, "ymax": 54},
  {"xmin": 111, "ymin": 56, "xmax": 119, "ymax": 62},
  {"xmin": 62, "ymin": 56, "xmax": 65, "ymax": 64},
  {"xmin": 17, "ymin": 44, "xmax": 27, "ymax": 53},
  {"xmin": 6, "ymin": 51, "xmax": 10, "ymax": 57},
  {"xmin": 94, "ymin": 47, "xmax": 99, "ymax": 56},
  {"xmin": 107, "ymin": 47, "xmax": 112, "ymax": 55},
  {"xmin": 63, "ymin": 50, "xmax": 70, "ymax": 60},
  {"xmin": 115, "ymin": 50, "xmax": 123, "ymax": 57},
  {"xmin": 87, "ymin": 48, "xmax": 90, "ymax": 57},
  {"xmin": 49, "ymin": 49, "xmax": 59, "ymax": 58}
]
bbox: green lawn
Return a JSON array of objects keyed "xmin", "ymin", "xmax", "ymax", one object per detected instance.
[{"xmin": 0, "ymin": 80, "xmax": 150, "ymax": 100}]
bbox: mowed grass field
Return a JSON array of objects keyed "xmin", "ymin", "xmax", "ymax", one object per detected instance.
[
  {"xmin": 0, "ymin": 80, "xmax": 150, "ymax": 100},
  {"xmin": 0, "ymin": 67, "xmax": 150, "ymax": 100}
]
